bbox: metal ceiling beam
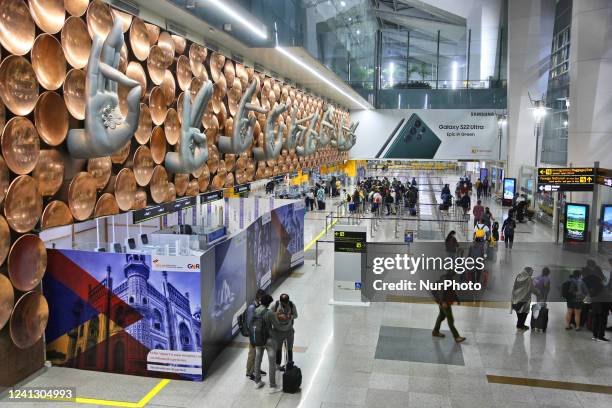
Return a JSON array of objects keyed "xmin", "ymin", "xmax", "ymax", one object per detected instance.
[
  {"xmin": 373, "ymin": 9, "xmax": 461, "ymax": 43},
  {"xmin": 395, "ymin": 0, "xmax": 466, "ymax": 25}
]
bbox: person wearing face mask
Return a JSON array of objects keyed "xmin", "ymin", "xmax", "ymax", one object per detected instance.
[{"xmin": 511, "ymin": 267, "xmax": 540, "ymax": 331}]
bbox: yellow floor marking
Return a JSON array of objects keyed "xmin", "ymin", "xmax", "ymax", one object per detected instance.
[
  {"xmin": 487, "ymin": 375, "xmax": 612, "ymax": 394},
  {"xmin": 304, "ymin": 219, "xmax": 337, "ymax": 252}
]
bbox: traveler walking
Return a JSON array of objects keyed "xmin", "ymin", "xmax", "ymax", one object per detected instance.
[
  {"xmin": 432, "ymin": 270, "xmax": 466, "ymax": 343},
  {"xmin": 445, "ymin": 231, "xmax": 459, "ymax": 257},
  {"xmin": 501, "ymin": 215, "xmax": 517, "ymax": 250},
  {"xmin": 245, "ymin": 289, "xmax": 267, "ymax": 380},
  {"xmin": 582, "ymin": 260, "xmax": 609, "ymax": 341},
  {"xmin": 271, "ymin": 294, "xmax": 298, "ymax": 371},
  {"xmin": 316, "ymin": 185, "xmax": 325, "ymax": 210},
  {"xmin": 252, "ymin": 294, "xmax": 283, "ymax": 393},
  {"xmin": 562, "ymin": 270, "xmax": 587, "ymax": 331},
  {"xmin": 533, "ymin": 267, "xmax": 551, "ymax": 302},
  {"xmin": 511, "ymin": 267, "xmax": 539, "ymax": 331},
  {"xmin": 472, "ymin": 200, "xmax": 484, "ymax": 227},
  {"xmin": 306, "ymin": 189, "xmax": 315, "ymax": 211}
]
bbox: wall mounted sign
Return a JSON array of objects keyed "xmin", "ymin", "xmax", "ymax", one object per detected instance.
[
  {"xmin": 167, "ymin": 196, "xmax": 196, "ymax": 212},
  {"xmin": 334, "ymin": 230, "xmax": 367, "ymax": 253},
  {"xmin": 537, "ymin": 167, "xmax": 595, "ymax": 192},
  {"xmin": 133, "ymin": 204, "xmax": 168, "ymax": 223},
  {"xmin": 233, "ymin": 183, "xmax": 251, "ymax": 194},
  {"xmin": 200, "ymin": 190, "xmax": 224, "ymax": 204}
]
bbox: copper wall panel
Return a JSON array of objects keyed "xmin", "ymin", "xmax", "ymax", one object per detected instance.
[
  {"xmin": 176, "ymin": 55, "xmax": 192, "ymax": 91},
  {"xmin": 135, "ymin": 103, "xmax": 152, "ymax": 144},
  {"xmin": 94, "ymin": 193, "xmax": 119, "ymax": 218},
  {"xmin": 172, "ymin": 34, "xmax": 187, "ymax": 55},
  {"xmin": 34, "ymin": 91, "xmax": 69, "ymax": 146},
  {"xmin": 133, "ymin": 189, "xmax": 147, "ymax": 210},
  {"xmin": 150, "ymin": 165, "xmax": 168, "ymax": 204},
  {"xmin": 1, "ymin": 117, "xmax": 40, "ymax": 175},
  {"xmin": 9, "ymin": 291, "xmax": 49, "ymax": 350},
  {"xmin": 0, "ymin": 56, "xmax": 39, "ymax": 116},
  {"xmin": 29, "ymin": 0, "xmax": 65, "ymax": 34},
  {"xmin": 67, "ymin": 172, "xmax": 96, "ymax": 221},
  {"xmin": 0, "ymin": 215, "xmax": 9, "ymax": 267},
  {"xmin": 147, "ymin": 46, "xmax": 166, "ymax": 85},
  {"xmin": 129, "ymin": 17, "xmax": 150, "ymax": 61},
  {"xmin": 0, "ymin": 273, "xmax": 13, "ymax": 331},
  {"xmin": 113, "ymin": 168, "xmax": 136, "ymax": 212},
  {"xmin": 61, "ymin": 16, "xmax": 91, "ymax": 69},
  {"xmin": 189, "ymin": 43, "xmax": 207, "ymax": 80},
  {"xmin": 157, "ymin": 31, "xmax": 175, "ymax": 65},
  {"xmin": 161, "ymin": 70, "xmax": 176, "ymax": 106},
  {"xmin": 87, "ymin": 156, "xmax": 112, "ymax": 190},
  {"xmin": 110, "ymin": 8, "xmax": 131, "ymax": 33},
  {"xmin": 149, "ymin": 86, "xmax": 167, "ymax": 124},
  {"xmin": 40, "ymin": 200, "xmax": 73, "ymax": 229},
  {"xmin": 65, "ymin": 0, "xmax": 88, "ymax": 17},
  {"xmin": 150, "ymin": 126, "xmax": 166, "ymax": 164},
  {"xmin": 110, "ymin": 141, "xmax": 130, "ymax": 164},
  {"xmin": 133, "ymin": 145, "xmax": 154, "ymax": 186},
  {"xmin": 33, "ymin": 150, "xmax": 64, "ymax": 196},
  {"xmin": 63, "ymin": 68, "xmax": 86, "ymax": 119},
  {"xmin": 174, "ymin": 173, "xmax": 188, "ymax": 196},
  {"xmin": 31, "ymin": 34, "xmax": 67, "ymax": 91},
  {"xmin": 86, "ymin": 0, "xmax": 112, "ymax": 40},
  {"xmin": 8, "ymin": 234, "xmax": 47, "ymax": 292},
  {"xmin": 145, "ymin": 22, "xmax": 159, "ymax": 45},
  {"xmin": 0, "ymin": 0, "xmax": 36, "ymax": 56}
]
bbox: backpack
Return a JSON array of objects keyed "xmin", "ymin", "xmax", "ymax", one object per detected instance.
[
  {"xmin": 237, "ymin": 307, "xmax": 251, "ymax": 337},
  {"xmin": 249, "ymin": 311, "xmax": 269, "ymax": 346},
  {"xmin": 274, "ymin": 301, "xmax": 294, "ymax": 328},
  {"xmin": 504, "ymin": 219, "xmax": 515, "ymax": 234},
  {"xmin": 475, "ymin": 224, "xmax": 486, "ymax": 240}
]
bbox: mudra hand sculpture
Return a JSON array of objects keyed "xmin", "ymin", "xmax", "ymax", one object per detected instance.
[
  {"xmin": 218, "ymin": 78, "xmax": 267, "ymax": 154},
  {"xmin": 338, "ymin": 121, "xmax": 359, "ymax": 151},
  {"xmin": 317, "ymin": 105, "xmax": 334, "ymax": 147},
  {"xmin": 67, "ymin": 19, "xmax": 141, "ymax": 159},
  {"xmin": 284, "ymin": 110, "xmax": 313, "ymax": 151},
  {"xmin": 253, "ymin": 103, "xmax": 287, "ymax": 161},
  {"xmin": 296, "ymin": 110, "xmax": 320, "ymax": 157},
  {"xmin": 165, "ymin": 82, "xmax": 213, "ymax": 173}
]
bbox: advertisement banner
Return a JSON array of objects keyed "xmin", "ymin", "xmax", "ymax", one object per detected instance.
[
  {"xmin": 564, "ymin": 203, "xmax": 589, "ymax": 243},
  {"xmin": 43, "ymin": 250, "xmax": 202, "ymax": 381},
  {"xmin": 602, "ymin": 205, "xmax": 612, "ymax": 242},
  {"xmin": 351, "ymin": 109, "xmax": 502, "ymax": 160}
]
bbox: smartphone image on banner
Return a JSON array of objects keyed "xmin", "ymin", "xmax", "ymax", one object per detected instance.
[{"xmin": 381, "ymin": 113, "xmax": 442, "ymax": 159}]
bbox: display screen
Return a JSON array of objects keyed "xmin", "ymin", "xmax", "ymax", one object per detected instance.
[
  {"xmin": 480, "ymin": 168, "xmax": 488, "ymax": 181},
  {"xmin": 564, "ymin": 203, "xmax": 589, "ymax": 242},
  {"xmin": 602, "ymin": 205, "xmax": 612, "ymax": 242},
  {"xmin": 503, "ymin": 178, "xmax": 516, "ymax": 200}
]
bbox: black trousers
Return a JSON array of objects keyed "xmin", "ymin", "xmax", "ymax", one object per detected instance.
[
  {"xmin": 591, "ymin": 303, "xmax": 608, "ymax": 339},
  {"xmin": 504, "ymin": 233, "xmax": 514, "ymax": 249}
]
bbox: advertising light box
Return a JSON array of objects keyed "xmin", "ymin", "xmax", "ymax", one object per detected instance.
[
  {"xmin": 564, "ymin": 203, "xmax": 589, "ymax": 243},
  {"xmin": 601, "ymin": 205, "xmax": 612, "ymax": 242},
  {"xmin": 502, "ymin": 178, "xmax": 516, "ymax": 206}
]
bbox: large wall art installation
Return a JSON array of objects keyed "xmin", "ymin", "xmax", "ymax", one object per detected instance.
[{"xmin": 0, "ymin": 0, "xmax": 354, "ymax": 389}]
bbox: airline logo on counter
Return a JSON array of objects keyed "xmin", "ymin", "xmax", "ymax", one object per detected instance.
[{"xmin": 151, "ymin": 256, "xmax": 202, "ymax": 272}]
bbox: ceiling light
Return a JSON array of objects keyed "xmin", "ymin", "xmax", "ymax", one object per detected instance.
[
  {"xmin": 341, "ymin": 1, "xmax": 346, "ymax": 7},
  {"xmin": 356, "ymin": 29, "xmax": 360, "ymax": 35},
  {"xmin": 207, "ymin": 0, "xmax": 268, "ymax": 39},
  {"xmin": 275, "ymin": 46, "xmax": 370, "ymax": 109}
]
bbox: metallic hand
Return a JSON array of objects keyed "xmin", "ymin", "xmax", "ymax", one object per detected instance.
[
  {"xmin": 285, "ymin": 109, "xmax": 313, "ymax": 151},
  {"xmin": 253, "ymin": 103, "xmax": 287, "ymax": 161},
  {"xmin": 317, "ymin": 105, "xmax": 335, "ymax": 147},
  {"xmin": 296, "ymin": 110, "xmax": 320, "ymax": 157},
  {"xmin": 165, "ymin": 81, "xmax": 213, "ymax": 173},
  {"xmin": 67, "ymin": 19, "xmax": 141, "ymax": 159},
  {"xmin": 218, "ymin": 77, "xmax": 267, "ymax": 154},
  {"xmin": 338, "ymin": 121, "xmax": 359, "ymax": 151}
]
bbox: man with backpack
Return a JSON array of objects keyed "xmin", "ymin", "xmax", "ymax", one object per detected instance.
[
  {"xmin": 501, "ymin": 214, "xmax": 517, "ymax": 250},
  {"xmin": 252, "ymin": 294, "xmax": 283, "ymax": 392},
  {"xmin": 243, "ymin": 289, "xmax": 267, "ymax": 381},
  {"xmin": 473, "ymin": 219, "xmax": 489, "ymax": 242},
  {"xmin": 271, "ymin": 294, "xmax": 298, "ymax": 371},
  {"xmin": 562, "ymin": 270, "xmax": 587, "ymax": 331}
]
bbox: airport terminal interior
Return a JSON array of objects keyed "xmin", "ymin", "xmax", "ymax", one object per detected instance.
[{"xmin": 0, "ymin": 0, "xmax": 611, "ymax": 407}]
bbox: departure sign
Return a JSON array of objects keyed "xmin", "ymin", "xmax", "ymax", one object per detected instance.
[
  {"xmin": 334, "ymin": 230, "xmax": 367, "ymax": 253},
  {"xmin": 596, "ymin": 168, "xmax": 612, "ymax": 188},
  {"xmin": 538, "ymin": 167, "xmax": 595, "ymax": 192}
]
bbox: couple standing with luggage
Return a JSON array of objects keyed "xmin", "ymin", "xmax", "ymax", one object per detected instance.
[
  {"xmin": 511, "ymin": 267, "xmax": 550, "ymax": 332},
  {"xmin": 243, "ymin": 290, "xmax": 301, "ymax": 393}
]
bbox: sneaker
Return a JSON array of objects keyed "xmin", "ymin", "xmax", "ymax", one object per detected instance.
[
  {"xmin": 254, "ymin": 381, "xmax": 265, "ymax": 389},
  {"xmin": 599, "ymin": 337, "xmax": 610, "ymax": 342},
  {"xmin": 260, "ymin": 370, "xmax": 267, "ymax": 376},
  {"xmin": 432, "ymin": 331, "xmax": 445, "ymax": 338},
  {"xmin": 278, "ymin": 365, "xmax": 286, "ymax": 372},
  {"xmin": 246, "ymin": 373, "xmax": 255, "ymax": 381},
  {"xmin": 269, "ymin": 385, "xmax": 282, "ymax": 394},
  {"xmin": 592, "ymin": 336, "xmax": 601, "ymax": 341},
  {"xmin": 455, "ymin": 336, "xmax": 466, "ymax": 343}
]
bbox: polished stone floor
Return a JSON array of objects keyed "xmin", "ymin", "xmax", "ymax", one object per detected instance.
[{"xmin": 2, "ymin": 174, "xmax": 611, "ymax": 408}]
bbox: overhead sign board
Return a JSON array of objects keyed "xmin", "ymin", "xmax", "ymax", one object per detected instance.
[
  {"xmin": 596, "ymin": 168, "xmax": 612, "ymax": 188},
  {"xmin": 538, "ymin": 167, "xmax": 595, "ymax": 192},
  {"xmin": 167, "ymin": 196, "xmax": 196, "ymax": 212},
  {"xmin": 234, "ymin": 183, "xmax": 251, "ymax": 194},
  {"xmin": 133, "ymin": 204, "xmax": 168, "ymax": 223},
  {"xmin": 334, "ymin": 230, "xmax": 367, "ymax": 253},
  {"xmin": 200, "ymin": 190, "xmax": 224, "ymax": 204}
]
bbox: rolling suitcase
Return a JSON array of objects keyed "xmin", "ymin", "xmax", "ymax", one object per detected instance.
[
  {"xmin": 282, "ymin": 362, "xmax": 302, "ymax": 393},
  {"xmin": 531, "ymin": 303, "xmax": 548, "ymax": 332}
]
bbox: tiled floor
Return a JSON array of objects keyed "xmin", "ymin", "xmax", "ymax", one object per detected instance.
[{"xmin": 2, "ymin": 173, "xmax": 611, "ymax": 408}]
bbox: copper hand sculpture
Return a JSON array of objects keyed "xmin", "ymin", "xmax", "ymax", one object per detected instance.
[
  {"xmin": 67, "ymin": 19, "xmax": 141, "ymax": 159},
  {"xmin": 253, "ymin": 103, "xmax": 287, "ymax": 161},
  {"xmin": 296, "ymin": 110, "xmax": 320, "ymax": 157},
  {"xmin": 218, "ymin": 77, "xmax": 267, "ymax": 154},
  {"xmin": 317, "ymin": 105, "xmax": 334, "ymax": 147},
  {"xmin": 285, "ymin": 109, "xmax": 314, "ymax": 151},
  {"xmin": 165, "ymin": 81, "xmax": 213, "ymax": 173}
]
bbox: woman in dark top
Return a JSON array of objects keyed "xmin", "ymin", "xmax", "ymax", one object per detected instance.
[{"xmin": 445, "ymin": 231, "xmax": 459, "ymax": 257}]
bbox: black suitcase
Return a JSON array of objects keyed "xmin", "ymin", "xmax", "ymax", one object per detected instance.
[
  {"xmin": 282, "ymin": 363, "xmax": 302, "ymax": 393},
  {"xmin": 531, "ymin": 304, "xmax": 548, "ymax": 332},
  {"xmin": 410, "ymin": 207, "xmax": 417, "ymax": 216}
]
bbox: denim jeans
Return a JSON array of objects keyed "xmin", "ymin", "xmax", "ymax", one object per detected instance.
[
  {"xmin": 254, "ymin": 338, "xmax": 277, "ymax": 386},
  {"xmin": 434, "ymin": 304, "xmax": 460, "ymax": 338}
]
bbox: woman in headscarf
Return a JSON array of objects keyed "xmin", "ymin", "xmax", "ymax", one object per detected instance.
[{"xmin": 511, "ymin": 267, "xmax": 539, "ymax": 331}]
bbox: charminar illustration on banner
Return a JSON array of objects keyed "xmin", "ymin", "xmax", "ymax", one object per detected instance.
[{"xmin": 350, "ymin": 109, "xmax": 506, "ymax": 161}]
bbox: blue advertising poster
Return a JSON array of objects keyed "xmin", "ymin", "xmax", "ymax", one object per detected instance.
[
  {"xmin": 602, "ymin": 205, "xmax": 612, "ymax": 242},
  {"xmin": 44, "ymin": 250, "xmax": 203, "ymax": 381},
  {"xmin": 503, "ymin": 178, "xmax": 516, "ymax": 201},
  {"xmin": 564, "ymin": 203, "xmax": 589, "ymax": 242},
  {"xmin": 479, "ymin": 168, "xmax": 488, "ymax": 181}
]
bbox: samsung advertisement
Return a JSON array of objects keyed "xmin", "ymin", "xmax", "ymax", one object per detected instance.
[
  {"xmin": 564, "ymin": 203, "xmax": 589, "ymax": 243},
  {"xmin": 502, "ymin": 178, "xmax": 516, "ymax": 206}
]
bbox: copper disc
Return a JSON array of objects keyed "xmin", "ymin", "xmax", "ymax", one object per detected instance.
[
  {"xmin": 164, "ymin": 108, "xmax": 180, "ymax": 145},
  {"xmin": 133, "ymin": 145, "xmax": 154, "ymax": 186},
  {"xmin": 147, "ymin": 46, "xmax": 166, "ymax": 85},
  {"xmin": 9, "ymin": 291, "xmax": 49, "ymax": 349},
  {"xmin": 31, "ymin": 34, "xmax": 67, "ymax": 91},
  {"xmin": 110, "ymin": 140, "xmax": 130, "ymax": 164},
  {"xmin": 8, "ymin": 234, "xmax": 46, "ymax": 291},
  {"xmin": 246, "ymin": 160, "xmax": 256, "ymax": 181},
  {"xmin": 63, "ymin": 68, "xmax": 86, "ymax": 119},
  {"xmin": 0, "ymin": 273, "xmax": 13, "ymax": 331},
  {"xmin": 224, "ymin": 172, "xmax": 235, "ymax": 188},
  {"xmin": 41, "ymin": 200, "xmax": 73, "ymax": 229},
  {"xmin": 0, "ymin": 0, "xmax": 35, "ymax": 55},
  {"xmin": 235, "ymin": 170, "xmax": 247, "ymax": 185},
  {"xmin": 87, "ymin": 156, "xmax": 112, "ymax": 190},
  {"xmin": 33, "ymin": 149, "xmax": 64, "ymax": 196},
  {"xmin": 150, "ymin": 126, "xmax": 166, "ymax": 164},
  {"xmin": 203, "ymin": 111, "xmax": 219, "ymax": 145},
  {"xmin": 125, "ymin": 62, "xmax": 146, "ymax": 99},
  {"xmin": 177, "ymin": 55, "xmax": 192, "ymax": 91},
  {"xmin": 86, "ymin": 0, "xmax": 112, "ymax": 40},
  {"xmin": 129, "ymin": 16, "xmax": 150, "ymax": 61},
  {"xmin": 133, "ymin": 189, "xmax": 147, "ymax": 210},
  {"xmin": 211, "ymin": 174, "xmax": 224, "ymax": 190},
  {"xmin": 174, "ymin": 173, "xmax": 189, "ymax": 196},
  {"xmin": 1, "ymin": 117, "xmax": 40, "ymax": 175},
  {"xmin": 61, "ymin": 16, "xmax": 91, "ymax": 69},
  {"xmin": 235, "ymin": 64, "xmax": 248, "ymax": 89},
  {"xmin": 0, "ymin": 56, "xmax": 39, "ymax": 116},
  {"xmin": 172, "ymin": 34, "xmax": 186, "ymax": 55},
  {"xmin": 189, "ymin": 76, "xmax": 204, "ymax": 101},
  {"xmin": 0, "ymin": 215, "xmax": 10, "ymax": 266},
  {"xmin": 161, "ymin": 70, "xmax": 176, "ymax": 106},
  {"xmin": 166, "ymin": 182, "xmax": 176, "ymax": 202},
  {"xmin": 34, "ymin": 91, "xmax": 69, "ymax": 146},
  {"xmin": 198, "ymin": 164, "xmax": 210, "ymax": 191},
  {"xmin": 68, "ymin": 172, "xmax": 96, "ymax": 221},
  {"xmin": 225, "ymin": 154, "xmax": 236, "ymax": 172},
  {"xmin": 145, "ymin": 23, "xmax": 160, "ymax": 45},
  {"xmin": 114, "ymin": 168, "xmax": 136, "ymax": 211},
  {"xmin": 210, "ymin": 52, "xmax": 225, "ymax": 83},
  {"xmin": 29, "ymin": 0, "xmax": 65, "ymax": 34},
  {"xmin": 135, "ymin": 103, "xmax": 152, "ymax": 144},
  {"xmin": 228, "ymin": 81, "xmax": 242, "ymax": 117},
  {"xmin": 189, "ymin": 43, "xmax": 207, "ymax": 79},
  {"xmin": 224, "ymin": 59, "xmax": 235, "ymax": 88},
  {"xmin": 150, "ymin": 165, "xmax": 168, "ymax": 203},
  {"xmin": 149, "ymin": 86, "xmax": 168, "ymax": 125},
  {"xmin": 94, "ymin": 193, "xmax": 119, "ymax": 218},
  {"xmin": 110, "ymin": 8, "xmax": 131, "ymax": 32},
  {"xmin": 157, "ymin": 31, "xmax": 175, "ymax": 66},
  {"xmin": 186, "ymin": 180, "xmax": 199, "ymax": 197},
  {"xmin": 4, "ymin": 176, "xmax": 41, "ymax": 233},
  {"xmin": 65, "ymin": 0, "xmax": 88, "ymax": 17},
  {"xmin": 207, "ymin": 145, "xmax": 219, "ymax": 174}
]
